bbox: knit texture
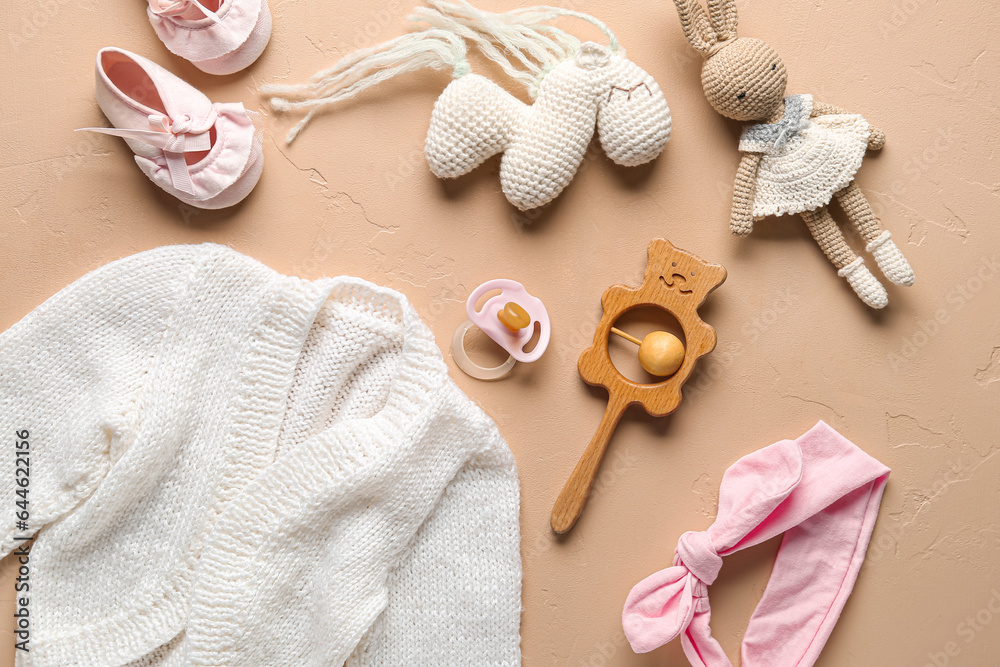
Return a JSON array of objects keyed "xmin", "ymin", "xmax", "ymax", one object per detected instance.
[
  {"xmin": 701, "ymin": 37, "xmax": 787, "ymax": 121},
  {"xmin": 800, "ymin": 205, "xmax": 857, "ymax": 270},
  {"xmin": 866, "ymin": 231, "xmax": 915, "ymax": 286},
  {"xmin": 729, "ymin": 151, "xmax": 760, "ymax": 235},
  {"xmin": 837, "ymin": 257, "xmax": 889, "ymax": 310},
  {"xmin": 834, "ymin": 182, "xmax": 916, "ymax": 287},
  {"xmin": 426, "ymin": 44, "xmax": 671, "ymax": 210},
  {"xmin": 671, "ymin": 0, "xmax": 914, "ymax": 308},
  {"xmin": 738, "ymin": 94, "xmax": 870, "ymax": 218},
  {"xmin": 801, "ymin": 206, "xmax": 889, "ymax": 309},
  {"xmin": 834, "ymin": 180, "xmax": 883, "ymax": 242},
  {"xmin": 0, "ymin": 244, "xmax": 521, "ymax": 666}
]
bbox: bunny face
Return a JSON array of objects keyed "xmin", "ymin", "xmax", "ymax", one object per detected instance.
[
  {"xmin": 702, "ymin": 38, "xmax": 787, "ymax": 121},
  {"xmin": 669, "ymin": 0, "xmax": 789, "ymax": 121},
  {"xmin": 596, "ymin": 56, "xmax": 672, "ymax": 166}
]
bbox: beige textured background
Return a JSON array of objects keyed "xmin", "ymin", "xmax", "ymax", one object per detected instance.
[{"xmin": 1, "ymin": 0, "xmax": 998, "ymax": 664}]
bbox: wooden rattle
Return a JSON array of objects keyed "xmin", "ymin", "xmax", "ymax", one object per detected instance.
[{"xmin": 551, "ymin": 238, "xmax": 726, "ymax": 534}]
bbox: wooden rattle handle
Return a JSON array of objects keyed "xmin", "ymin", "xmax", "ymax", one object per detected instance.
[{"xmin": 551, "ymin": 396, "xmax": 627, "ymax": 534}]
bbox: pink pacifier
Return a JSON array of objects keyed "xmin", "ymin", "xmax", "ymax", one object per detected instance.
[{"xmin": 451, "ymin": 279, "xmax": 551, "ymax": 380}]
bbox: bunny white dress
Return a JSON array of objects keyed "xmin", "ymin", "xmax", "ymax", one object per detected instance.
[{"xmin": 738, "ymin": 94, "xmax": 870, "ymax": 218}]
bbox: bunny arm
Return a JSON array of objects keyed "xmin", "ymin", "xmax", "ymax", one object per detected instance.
[
  {"xmin": 811, "ymin": 100, "xmax": 886, "ymax": 150},
  {"xmin": 731, "ymin": 151, "xmax": 761, "ymax": 236}
]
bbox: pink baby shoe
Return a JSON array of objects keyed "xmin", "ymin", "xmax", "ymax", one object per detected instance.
[
  {"xmin": 147, "ymin": 0, "xmax": 272, "ymax": 75},
  {"xmin": 80, "ymin": 47, "xmax": 263, "ymax": 209}
]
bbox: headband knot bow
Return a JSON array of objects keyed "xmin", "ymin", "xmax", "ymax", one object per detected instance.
[
  {"xmin": 622, "ymin": 421, "xmax": 890, "ymax": 666},
  {"xmin": 674, "ymin": 530, "xmax": 722, "ymax": 586}
]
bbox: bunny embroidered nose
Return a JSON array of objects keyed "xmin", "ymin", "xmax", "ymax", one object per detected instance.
[{"xmin": 674, "ymin": 530, "xmax": 722, "ymax": 586}]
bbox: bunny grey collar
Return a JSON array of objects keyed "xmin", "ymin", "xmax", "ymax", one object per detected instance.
[{"xmin": 741, "ymin": 94, "xmax": 812, "ymax": 150}]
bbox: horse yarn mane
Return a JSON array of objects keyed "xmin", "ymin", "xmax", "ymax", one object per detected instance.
[
  {"xmin": 264, "ymin": 0, "xmax": 622, "ymax": 143},
  {"xmin": 412, "ymin": 3, "xmax": 621, "ymax": 92},
  {"xmin": 264, "ymin": 28, "xmax": 467, "ymax": 143}
]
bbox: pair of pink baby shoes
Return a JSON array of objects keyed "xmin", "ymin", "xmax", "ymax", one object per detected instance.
[{"xmin": 80, "ymin": 1, "xmax": 270, "ymax": 209}]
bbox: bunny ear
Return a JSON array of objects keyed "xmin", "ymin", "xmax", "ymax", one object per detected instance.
[
  {"xmin": 670, "ymin": 0, "xmax": 718, "ymax": 55},
  {"xmin": 706, "ymin": 0, "xmax": 738, "ymax": 41}
]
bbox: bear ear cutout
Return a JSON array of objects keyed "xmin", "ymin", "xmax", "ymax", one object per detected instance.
[{"xmin": 670, "ymin": 0, "xmax": 738, "ymax": 55}]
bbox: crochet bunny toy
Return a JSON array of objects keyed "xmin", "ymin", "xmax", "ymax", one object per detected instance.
[
  {"xmin": 264, "ymin": 1, "xmax": 671, "ymax": 211},
  {"xmin": 669, "ymin": 0, "xmax": 914, "ymax": 308}
]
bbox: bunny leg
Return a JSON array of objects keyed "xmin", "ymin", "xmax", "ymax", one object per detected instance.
[
  {"xmin": 801, "ymin": 206, "xmax": 888, "ymax": 309},
  {"xmin": 835, "ymin": 182, "xmax": 915, "ymax": 286}
]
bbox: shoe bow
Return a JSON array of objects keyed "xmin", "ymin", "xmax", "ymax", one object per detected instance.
[{"xmin": 78, "ymin": 107, "xmax": 218, "ymax": 196}]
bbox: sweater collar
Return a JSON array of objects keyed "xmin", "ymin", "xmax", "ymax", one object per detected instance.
[
  {"xmin": 194, "ymin": 250, "xmax": 450, "ymax": 540},
  {"xmin": 255, "ymin": 272, "xmax": 450, "ymax": 477},
  {"xmin": 302, "ymin": 277, "xmax": 451, "ymax": 471}
]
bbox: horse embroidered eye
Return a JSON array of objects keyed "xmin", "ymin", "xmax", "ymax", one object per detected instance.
[
  {"xmin": 771, "ymin": 64, "xmax": 777, "ymax": 71},
  {"xmin": 607, "ymin": 82, "xmax": 652, "ymax": 102},
  {"xmin": 737, "ymin": 92, "xmax": 746, "ymax": 100},
  {"xmin": 691, "ymin": 271, "xmax": 696, "ymax": 276}
]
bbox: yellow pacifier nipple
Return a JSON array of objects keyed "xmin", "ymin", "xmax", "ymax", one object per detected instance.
[{"xmin": 497, "ymin": 302, "xmax": 531, "ymax": 331}]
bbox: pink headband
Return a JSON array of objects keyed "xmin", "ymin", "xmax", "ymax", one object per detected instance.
[{"xmin": 622, "ymin": 421, "xmax": 890, "ymax": 666}]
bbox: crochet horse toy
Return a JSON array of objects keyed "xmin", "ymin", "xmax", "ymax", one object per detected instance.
[
  {"xmin": 264, "ymin": 1, "xmax": 672, "ymax": 211},
  {"xmin": 669, "ymin": 0, "xmax": 915, "ymax": 308}
]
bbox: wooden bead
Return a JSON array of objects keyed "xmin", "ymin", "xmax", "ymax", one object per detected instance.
[
  {"xmin": 638, "ymin": 331, "xmax": 685, "ymax": 377},
  {"xmin": 497, "ymin": 302, "xmax": 531, "ymax": 331}
]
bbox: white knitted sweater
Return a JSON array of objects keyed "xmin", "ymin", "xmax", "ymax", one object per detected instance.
[{"xmin": 0, "ymin": 244, "xmax": 522, "ymax": 666}]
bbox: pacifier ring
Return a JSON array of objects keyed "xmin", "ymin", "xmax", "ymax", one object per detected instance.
[{"xmin": 451, "ymin": 320, "xmax": 517, "ymax": 381}]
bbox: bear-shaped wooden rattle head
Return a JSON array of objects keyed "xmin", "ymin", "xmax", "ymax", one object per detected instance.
[{"xmin": 579, "ymin": 238, "xmax": 727, "ymax": 417}]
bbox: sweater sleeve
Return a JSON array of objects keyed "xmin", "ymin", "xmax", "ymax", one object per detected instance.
[
  {"xmin": 0, "ymin": 246, "xmax": 196, "ymax": 557},
  {"xmin": 346, "ymin": 427, "xmax": 523, "ymax": 666}
]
